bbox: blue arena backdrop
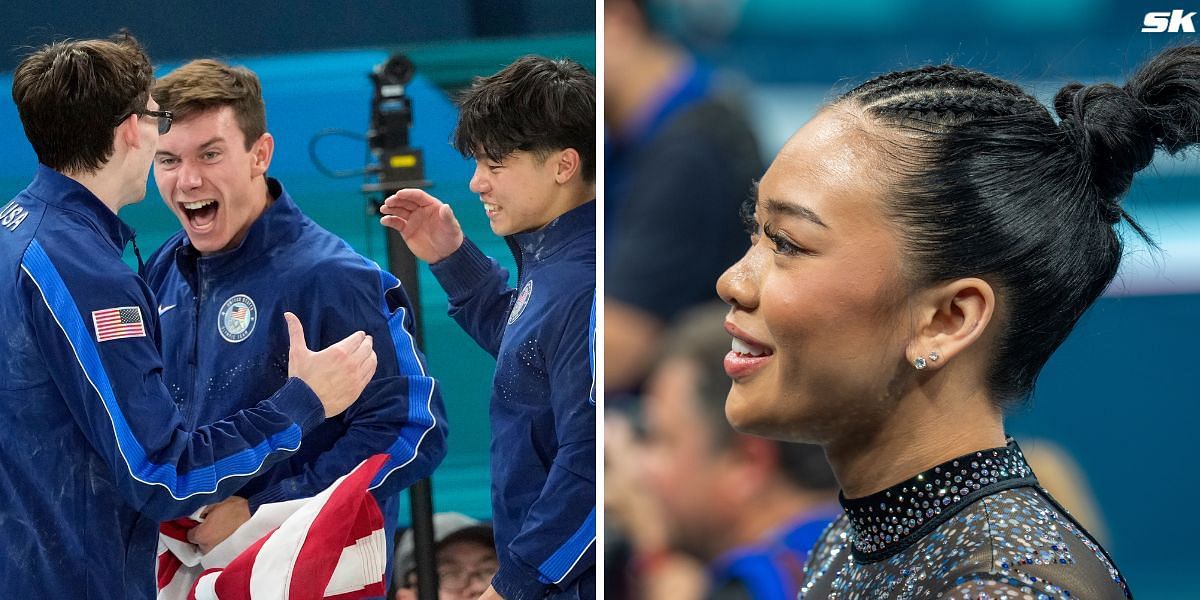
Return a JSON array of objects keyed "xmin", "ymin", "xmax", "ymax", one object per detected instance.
[
  {"xmin": 0, "ymin": 0, "xmax": 594, "ymax": 528},
  {"xmin": 649, "ymin": 0, "xmax": 1198, "ymax": 596}
]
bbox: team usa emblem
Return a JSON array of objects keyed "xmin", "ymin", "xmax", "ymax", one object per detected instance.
[
  {"xmin": 218, "ymin": 294, "xmax": 257, "ymax": 343},
  {"xmin": 508, "ymin": 279, "xmax": 534, "ymax": 325}
]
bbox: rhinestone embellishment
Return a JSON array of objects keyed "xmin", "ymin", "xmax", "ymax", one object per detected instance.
[
  {"xmin": 914, "ymin": 357, "xmax": 928, "ymax": 370},
  {"xmin": 840, "ymin": 441, "xmax": 1034, "ymax": 560}
]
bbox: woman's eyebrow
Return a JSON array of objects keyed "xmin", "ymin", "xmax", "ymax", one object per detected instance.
[{"xmin": 762, "ymin": 196, "xmax": 829, "ymax": 229}]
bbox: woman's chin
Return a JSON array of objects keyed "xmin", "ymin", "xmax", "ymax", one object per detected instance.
[
  {"xmin": 724, "ymin": 381, "xmax": 830, "ymax": 444},
  {"xmin": 725, "ymin": 384, "xmax": 805, "ymax": 441}
]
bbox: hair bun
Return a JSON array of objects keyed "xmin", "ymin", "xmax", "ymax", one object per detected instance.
[
  {"xmin": 1056, "ymin": 45, "xmax": 1200, "ymax": 212},
  {"xmin": 1053, "ymin": 81, "xmax": 1156, "ymax": 209}
]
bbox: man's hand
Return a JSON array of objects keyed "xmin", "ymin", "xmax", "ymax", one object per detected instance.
[
  {"xmin": 188, "ymin": 496, "xmax": 251, "ymax": 554},
  {"xmin": 379, "ymin": 189, "xmax": 464, "ymax": 263},
  {"xmin": 285, "ymin": 312, "xmax": 376, "ymax": 417},
  {"xmin": 478, "ymin": 585, "xmax": 504, "ymax": 600}
]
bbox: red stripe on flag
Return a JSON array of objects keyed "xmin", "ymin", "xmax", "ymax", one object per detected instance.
[
  {"xmin": 158, "ymin": 550, "xmax": 184, "ymax": 591},
  {"xmin": 288, "ymin": 454, "xmax": 388, "ymax": 600},
  {"xmin": 211, "ymin": 528, "xmax": 279, "ymax": 600},
  {"xmin": 325, "ymin": 581, "xmax": 387, "ymax": 600},
  {"xmin": 160, "ymin": 517, "xmax": 200, "ymax": 543}
]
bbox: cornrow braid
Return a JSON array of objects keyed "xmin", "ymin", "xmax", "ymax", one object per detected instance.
[
  {"xmin": 830, "ymin": 49, "xmax": 1200, "ymax": 407},
  {"xmin": 848, "ymin": 65, "xmax": 1029, "ymax": 107},
  {"xmin": 871, "ymin": 91, "xmax": 1047, "ymax": 123}
]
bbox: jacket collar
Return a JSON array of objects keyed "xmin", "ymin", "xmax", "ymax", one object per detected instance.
[
  {"xmin": 508, "ymin": 199, "xmax": 595, "ymax": 264},
  {"xmin": 28, "ymin": 164, "xmax": 135, "ymax": 253},
  {"xmin": 178, "ymin": 178, "xmax": 303, "ymax": 276}
]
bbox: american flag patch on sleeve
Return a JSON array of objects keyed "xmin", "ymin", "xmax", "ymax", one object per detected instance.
[{"xmin": 92, "ymin": 306, "xmax": 146, "ymax": 342}]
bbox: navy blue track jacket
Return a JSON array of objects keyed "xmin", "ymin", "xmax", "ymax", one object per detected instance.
[
  {"xmin": 429, "ymin": 200, "xmax": 596, "ymax": 600},
  {"xmin": 0, "ymin": 166, "xmax": 327, "ymax": 599},
  {"xmin": 144, "ymin": 180, "xmax": 447, "ymax": 535}
]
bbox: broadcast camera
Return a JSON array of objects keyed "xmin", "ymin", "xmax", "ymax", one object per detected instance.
[{"xmin": 364, "ymin": 52, "xmax": 430, "ymax": 194}]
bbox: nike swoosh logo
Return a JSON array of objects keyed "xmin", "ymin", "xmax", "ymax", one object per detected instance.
[{"xmin": 158, "ymin": 304, "xmax": 177, "ymax": 316}]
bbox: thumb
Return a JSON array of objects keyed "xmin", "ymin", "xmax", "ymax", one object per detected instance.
[
  {"xmin": 284, "ymin": 311, "xmax": 308, "ymax": 356},
  {"xmin": 438, "ymin": 202, "xmax": 456, "ymax": 223}
]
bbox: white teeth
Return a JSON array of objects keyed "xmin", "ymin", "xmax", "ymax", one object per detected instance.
[
  {"xmin": 182, "ymin": 199, "xmax": 215, "ymax": 210},
  {"xmin": 483, "ymin": 203, "xmax": 499, "ymax": 214},
  {"xmin": 732, "ymin": 337, "xmax": 767, "ymax": 357}
]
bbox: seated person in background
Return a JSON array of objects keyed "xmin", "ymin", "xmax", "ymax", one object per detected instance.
[
  {"xmin": 396, "ymin": 513, "xmax": 499, "ymax": 600},
  {"xmin": 606, "ymin": 302, "xmax": 840, "ymax": 600}
]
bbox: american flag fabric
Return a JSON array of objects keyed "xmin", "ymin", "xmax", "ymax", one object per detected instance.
[
  {"xmin": 157, "ymin": 454, "xmax": 389, "ymax": 600},
  {"xmin": 230, "ymin": 306, "xmax": 248, "ymax": 321},
  {"xmin": 92, "ymin": 306, "xmax": 146, "ymax": 342}
]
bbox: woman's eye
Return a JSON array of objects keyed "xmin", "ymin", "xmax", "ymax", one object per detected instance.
[{"xmin": 763, "ymin": 223, "xmax": 808, "ymax": 256}]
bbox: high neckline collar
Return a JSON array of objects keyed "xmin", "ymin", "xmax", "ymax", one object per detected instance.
[
  {"xmin": 839, "ymin": 438, "xmax": 1038, "ymax": 563},
  {"xmin": 508, "ymin": 199, "xmax": 595, "ymax": 261},
  {"xmin": 28, "ymin": 164, "xmax": 135, "ymax": 252}
]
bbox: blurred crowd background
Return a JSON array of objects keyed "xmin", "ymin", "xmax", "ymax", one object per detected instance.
[{"xmin": 604, "ymin": 1, "xmax": 1199, "ymax": 598}]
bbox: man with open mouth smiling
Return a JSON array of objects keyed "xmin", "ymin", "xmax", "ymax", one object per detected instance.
[
  {"xmin": 143, "ymin": 58, "xmax": 447, "ymax": 582},
  {"xmin": 379, "ymin": 55, "xmax": 597, "ymax": 600}
]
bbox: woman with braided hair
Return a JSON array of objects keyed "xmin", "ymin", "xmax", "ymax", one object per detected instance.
[{"xmin": 717, "ymin": 45, "xmax": 1200, "ymax": 598}]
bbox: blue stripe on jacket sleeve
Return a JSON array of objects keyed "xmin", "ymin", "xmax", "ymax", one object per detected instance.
[
  {"xmin": 369, "ymin": 267, "xmax": 439, "ymax": 489},
  {"xmin": 21, "ymin": 239, "xmax": 302, "ymax": 500},
  {"xmin": 588, "ymin": 292, "xmax": 596, "ymax": 406},
  {"xmin": 537, "ymin": 506, "xmax": 596, "ymax": 584}
]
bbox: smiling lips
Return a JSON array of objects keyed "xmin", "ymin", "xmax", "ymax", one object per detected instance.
[{"xmin": 724, "ymin": 322, "xmax": 774, "ymax": 379}]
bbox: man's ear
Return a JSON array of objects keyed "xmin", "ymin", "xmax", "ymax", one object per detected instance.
[
  {"xmin": 119, "ymin": 114, "xmax": 142, "ymax": 151},
  {"xmin": 553, "ymin": 148, "xmax": 581, "ymax": 184},
  {"xmin": 249, "ymin": 132, "xmax": 274, "ymax": 178},
  {"xmin": 905, "ymin": 277, "xmax": 996, "ymax": 370}
]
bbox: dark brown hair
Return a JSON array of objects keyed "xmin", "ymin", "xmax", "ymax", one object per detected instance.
[
  {"xmin": 453, "ymin": 55, "xmax": 595, "ymax": 182},
  {"xmin": 12, "ymin": 32, "xmax": 153, "ymax": 174}
]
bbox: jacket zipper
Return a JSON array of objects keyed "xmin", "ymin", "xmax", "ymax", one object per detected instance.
[
  {"xmin": 504, "ymin": 236, "xmax": 525, "ymax": 289},
  {"xmin": 187, "ymin": 262, "xmax": 205, "ymax": 428}
]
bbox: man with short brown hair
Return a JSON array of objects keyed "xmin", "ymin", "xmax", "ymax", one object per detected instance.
[
  {"xmin": 0, "ymin": 33, "xmax": 376, "ymax": 599},
  {"xmin": 144, "ymin": 58, "xmax": 446, "ymax": 566}
]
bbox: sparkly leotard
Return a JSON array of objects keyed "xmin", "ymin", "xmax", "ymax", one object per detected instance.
[{"xmin": 799, "ymin": 440, "xmax": 1130, "ymax": 599}]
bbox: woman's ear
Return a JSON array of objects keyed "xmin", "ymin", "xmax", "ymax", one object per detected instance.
[{"xmin": 905, "ymin": 277, "xmax": 996, "ymax": 370}]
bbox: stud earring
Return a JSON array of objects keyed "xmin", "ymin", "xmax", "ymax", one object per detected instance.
[
  {"xmin": 914, "ymin": 357, "xmax": 927, "ymax": 370},
  {"xmin": 928, "ymin": 351, "xmax": 940, "ymax": 362}
]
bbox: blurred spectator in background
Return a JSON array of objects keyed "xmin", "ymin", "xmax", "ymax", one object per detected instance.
[
  {"xmin": 604, "ymin": 0, "xmax": 763, "ymax": 395},
  {"xmin": 606, "ymin": 302, "xmax": 839, "ymax": 599},
  {"xmin": 1021, "ymin": 438, "xmax": 1110, "ymax": 544},
  {"xmin": 395, "ymin": 513, "xmax": 498, "ymax": 600}
]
